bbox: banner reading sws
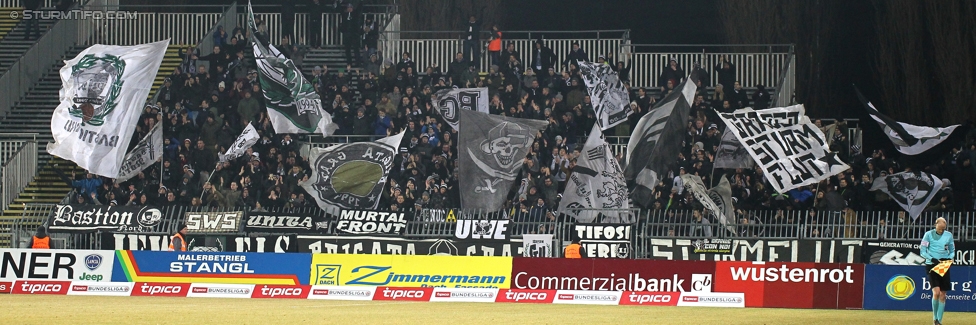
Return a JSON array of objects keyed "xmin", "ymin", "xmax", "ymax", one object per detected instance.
[
  {"xmin": 112, "ymin": 250, "xmax": 310, "ymax": 285},
  {"xmin": 310, "ymin": 254, "xmax": 512, "ymax": 289}
]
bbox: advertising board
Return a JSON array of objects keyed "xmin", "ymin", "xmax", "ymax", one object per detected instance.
[
  {"xmin": 712, "ymin": 261, "xmax": 863, "ymax": 309},
  {"xmin": 309, "ymin": 254, "xmax": 512, "ymax": 288},
  {"xmin": 111, "ymin": 250, "xmax": 311, "ymax": 285},
  {"xmin": 511, "ymin": 258, "xmax": 715, "ymax": 292},
  {"xmin": 863, "ymin": 264, "xmax": 976, "ymax": 312},
  {"xmin": 1, "ymin": 249, "xmax": 115, "ymax": 283}
]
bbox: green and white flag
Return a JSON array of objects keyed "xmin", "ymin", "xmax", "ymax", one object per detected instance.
[
  {"xmin": 247, "ymin": 2, "xmax": 336, "ymax": 135},
  {"xmin": 47, "ymin": 39, "xmax": 169, "ymax": 178}
]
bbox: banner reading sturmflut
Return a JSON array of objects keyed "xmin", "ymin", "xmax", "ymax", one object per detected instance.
[
  {"xmin": 717, "ymin": 105, "xmax": 849, "ymax": 194},
  {"xmin": 47, "ymin": 40, "xmax": 169, "ymax": 178},
  {"xmin": 301, "ymin": 131, "xmax": 404, "ymax": 210},
  {"xmin": 434, "ymin": 87, "xmax": 488, "ymax": 131},
  {"xmin": 248, "ymin": 3, "xmax": 336, "ymax": 136},
  {"xmin": 578, "ymin": 61, "xmax": 632, "ymax": 130},
  {"xmin": 559, "ymin": 124, "xmax": 630, "ymax": 223},
  {"xmin": 116, "ymin": 121, "xmax": 163, "ymax": 182},
  {"xmin": 458, "ymin": 109, "xmax": 548, "ymax": 211},
  {"xmin": 870, "ymin": 171, "xmax": 943, "ymax": 221}
]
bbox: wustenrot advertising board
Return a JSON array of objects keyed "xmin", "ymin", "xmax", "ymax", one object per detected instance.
[
  {"xmin": 863, "ymin": 264, "xmax": 976, "ymax": 312},
  {"xmin": 712, "ymin": 261, "xmax": 864, "ymax": 309},
  {"xmin": 309, "ymin": 254, "xmax": 512, "ymax": 288},
  {"xmin": 111, "ymin": 250, "xmax": 311, "ymax": 285}
]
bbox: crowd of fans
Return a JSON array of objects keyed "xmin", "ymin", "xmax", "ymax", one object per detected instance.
[{"xmin": 58, "ymin": 3, "xmax": 976, "ymax": 239}]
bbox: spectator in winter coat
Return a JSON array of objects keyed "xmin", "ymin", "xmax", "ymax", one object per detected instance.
[
  {"xmin": 659, "ymin": 58, "xmax": 684, "ymax": 88},
  {"xmin": 374, "ymin": 110, "xmax": 393, "ymax": 136},
  {"xmin": 563, "ymin": 42, "xmax": 588, "ymax": 68},
  {"xmin": 753, "ymin": 84, "xmax": 771, "ymax": 110},
  {"xmin": 715, "ymin": 55, "xmax": 736, "ymax": 92},
  {"xmin": 530, "ymin": 40, "xmax": 557, "ymax": 75}
]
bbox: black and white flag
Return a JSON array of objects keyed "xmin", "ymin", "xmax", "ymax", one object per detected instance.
[
  {"xmin": 433, "ymin": 87, "xmax": 488, "ymax": 131},
  {"xmin": 458, "ymin": 109, "xmax": 548, "ymax": 211},
  {"xmin": 626, "ymin": 72, "xmax": 697, "ymax": 207},
  {"xmin": 578, "ymin": 61, "xmax": 632, "ymax": 130},
  {"xmin": 713, "ymin": 128, "xmax": 755, "ymax": 169},
  {"xmin": 247, "ymin": 3, "xmax": 336, "ymax": 135},
  {"xmin": 870, "ymin": 171, "xmax": 943, "ymax": 220},
  {"xmin": 856, "ymin": 88, "xmax": 960, "ymax": 156},
  {"xmin": 680, "ymin": 174, "xmax": 735, "ymax": 234},
  {"xmin": 717, "ymin": 105, "xmax": 849, "ymax": 194},
  {"xmin": 301, "ymin": 131, "xmax": 404, "ymax": 210},
  {"xmin": 522, "ymin": 234, "xmax": 553, "ymax": 257},
  {"xmin": 219, "ymin": 123, "xmax": 259, "ymax": 163},
  {"xmin": 559, "ymin": 124, "xmax": 630, "ymax": 223},
  {"xmin": 116, "ymin": 121, "xmax": 162, "ymax": 182}
]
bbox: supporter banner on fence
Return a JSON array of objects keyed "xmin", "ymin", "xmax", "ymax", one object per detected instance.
[
  {"xmin": 297, "ymin": 236, "xmax": 525, "ymax": 256},
  {"xmin": 713, "ymin": 261, "xmax": 863, "ymax": 309},
  {"xmin": 101, "ymin": 233, "xmax": 171, "ymax": 251},
  {"xmin": 247, "ymin": 3, "xmax": 336, "ymax": 136},
  {"xmin": 309, "ymin": 254, "xmax": 512, "ymax": 288},
  {"xmin": 218, "ymin": 123, "xmax": 260, "ymax": 163},
  {"xmin": 511, "ymin": 258, "xmax": 716, "ymax": 292},
  {"xmin": 559, "ymin": 124, "xmax": 630, "ymax": 223},
  {"xmin": 433, "ymin": 87, "xmax": 489, "ymax": 131},
  {"xmin": 243, "ymin": 211, "xmax": 329, "ymax": 234},
  {"xmin": 522, "ymin": 234, "xmax": 553, "ymax": 258},
  {"xmin": 713, "ymin": 128, "xmax": 755, "ymax": 169},
  {"xmin": 302, "ymin": 131, "xmax": 404, "ymax": 210},
  {"xmin": 111, "ymin": 250, "xmax": 311, "ymax": 285},
  {"xmin": 626, "ymin": 72, "xmax": 697, "ymax": 208},
  {"xmin": 175, "ymin": 235, "xmax": 299, "ymax": 253},
  {"xmin": 47, "ymin": 205, "xmax": 164, "ymax": 233},
  {"xmin": 861, "ymin": 240, "xmax": 976, "ymax": 266},
  {"xmin": 184, "ymin": 211, "xmax": 244, "ymax": 234},
  {"xmin": 572, "ymin": 224, "xmax": 633, "ymax": 258},
  {"xmin": 1, "ymin": 249, "xmax": 115, "ymax": 282},
  {"xmin": 116, "ymin": 121, "xmax": 162, "ymax": 182},
  {"xmin": 454, "ymin": 220, "xmax": 510, "ymax": 240},
  {"xmin": 578, "ymin": 61, "xmax": 632, "ymax": 130},
  {"xmin": 692, "ymin": 239, "xmax": 733, "ymax": 254},
  {"xmin": 458, "ymin": 109, "xmax": 548, "ymax": 211},
  {"xmin": 47, "ymin": 40, "xmax": 169, "ymax": 179},
  {"xmin": 870, "ymin": 171, "xmax": 943, "ymax": 221},
  {"xmin": 333, "ymin": 210, "xmax": 407, "ymax": 236},
  {"xmin": 856, "ymin": 88, "xmax": 962, "ymax": 156},
  {"xmin": 646, "ymin": 238, "xmax": 864, "ymax": 263},
  {"xmin": 863, "ymin": 264, "xmax": 976, "ymax": 312},
  {"xmin": 717, "ymin": 105, "xmax": 849, "ymax": 193}
]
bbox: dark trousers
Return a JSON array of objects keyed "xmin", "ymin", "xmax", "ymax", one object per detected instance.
[
  {"xmin": 463, "ymin": 40, "xmax": 480, "ymax": 70},
  {"xmin": 343, "ymin": 33, "xmax": 361, "ymax": 66},
  {"xmin": 282, "ymin": 17, "xmax": 295, "ymax": 43},
  {"xmin": 24, "ymin": 17, "xmax": 40, "ymax": 40},
  {"xmin": 308, "ymin": 19, "xmax": 322, "ymax": 48}
]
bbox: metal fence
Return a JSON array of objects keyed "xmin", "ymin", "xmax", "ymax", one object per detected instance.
[
  {"xmin": 237, "ymin": 11, "xmax": 395, "ymax": 47},
  {"xmin": 0, "ymin": 140, "xmax": 37, "ymax": 211},
  {"xmin": 79, "ymin": 12, "xmax": 221, "ymax": 46}
]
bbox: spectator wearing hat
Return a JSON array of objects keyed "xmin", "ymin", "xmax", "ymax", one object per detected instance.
[{"xmin": 563, "ymin": 42, "xmax": 588, "ymax": 68}]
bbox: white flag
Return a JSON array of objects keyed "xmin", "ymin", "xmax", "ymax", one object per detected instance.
[
  {"xmin": 433, "ymin": 87, "xmax": 489, "ymax": 131},
  {"xmin": 47, "ymin": 40, "xmax": 170, "ymax": 178},
  {"xmin": 116, "ymin": 121, "xmax": 163, "ymax": 182},
  {"xmin": 871, "ymin": 171, "xmax": 943, "ymax": 221},
  {"xmin": 559, "ymin": 124, "xmax": 630, "ymax": 223},
  {"xmin": 578, "ymin": 61, "xmax": 632, "ymax": 130},
  {"xmin": 219, "ymin": 123, "xmax": 260, "ymax": 163},
  {"xmin": 680, "ymin": 174, "xmax": 736, "ymax": 234}
]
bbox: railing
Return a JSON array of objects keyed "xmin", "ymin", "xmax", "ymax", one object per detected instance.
[
  {"xmin": 0, "ymin": 0, "xmax": 56, "ymax": 7},
  {"xmin": 80, "ymin": 12, "xmax": 221, "ymax": 46},
  {"xmin": 623, "ymin": 44, "xmax": 793, "ymax": 90},
  {"xmin": 192, "ymin": 2, "xmax": 236, "ymax": 74},
  {"xmin": 237, "ymin": 11, "xmax": 394, "ymax": 47},
  {"xmin": 379, "ymin": 30, "xmax": 628, "ymax": 76},
  {"xmin": 0, "ymin": 140, "xmax": 37, "ymax": 211},
  {"xmin": 773, "ymin": 52, "xmax": 796, "ymax": 107}
]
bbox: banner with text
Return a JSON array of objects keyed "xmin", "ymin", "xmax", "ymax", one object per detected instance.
[
  {"xmin": 111, "ymin": 250, "xmax": 311, "ymax": 285},
  {"xmin": 1, "ymin": 249, "xmax": 115, "ymax": 283},
  {"xmin": 309, "ymin": 254, "xmax": 511, "ymax": 288},
  {"xmin": 297, "ymin": 236, "xmax": 525, "ymax": 257},
  {"xmin": 243, "ymin": 211, "xmax": 329, "ymax": 234},
  {"xmin": 862, "ymin": 264, "xmax": 976, "ymax": 312},
  {"xmin": 47, "ymin": 205, "xmax": 164, "ymax": 233},
  {"xmin": 861, "ymin": 240, "xmax": 976, "ymax": 266},
  {"xmin": 333, "ymin": 210, "xmax": 408, "ymax": 236},
  {"xmin": 713, "ymin": 261, "xmax": 863, "ymax": 309},
  {"xmin": 572, "ymin": 224, "xmax": 634, "ymax": 258},
  {"xmin": 184, "ymin": 211, "xmax": 245, "ymax": 234},
  {"xmin": 645, "ymin": 238, "xmax": 863, "ymax": 263}
]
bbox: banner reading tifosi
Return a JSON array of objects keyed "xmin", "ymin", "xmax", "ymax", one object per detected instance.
[
  {"xmin": 111, "ymin": 250, "xmax": 311, "ymax": 285},
  {"xmin": 310, "ymin": 254, "xmax": 512, "ymax": 288}
]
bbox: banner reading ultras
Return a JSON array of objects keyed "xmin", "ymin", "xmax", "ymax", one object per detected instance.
[
  {"xmin": 112, "ymin": 250, "xmax": 311, "ymax": 285},
  {"xmin": 310, "ymin": 254, "xmax": 512, "ymax": 288}
]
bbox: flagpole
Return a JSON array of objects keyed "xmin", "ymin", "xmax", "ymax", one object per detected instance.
[{"xmin": 200, "ymin": 162, "xmax": 219, "ymax": 200}]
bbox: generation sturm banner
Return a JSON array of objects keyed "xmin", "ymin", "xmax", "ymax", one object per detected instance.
[
  {"xmin": 572, "ymin": 224, "xmax": 634, "ymax": 258},
  {"xmin": 309, "ymin": 254, "xmax": 512, "ymax": 288},
  {"xmin": 47, "ymin": 205, "xmax": 163, "ymax": 233},
  {"xmin": 111, "ymin": 250, "xmax": 311, "ymax": 285},
  {"xmin": 861, "ymin": 241, "xmax": 976, "ymax": 266},
  {"xmin": 333, "ymin": 210, "xmax": 407, "ymax": 236},
  {"xmin": 1, "ymin": 249, "xmax": 115, "ymax": 282},
  {"xmin": 184, "ymin": 211, "xmax": 244, "ymax": 234},
  {"xmin": 646, "ymin": 238, "xmax": 864, "ymax": 263},
  {"xmin": 712, "ymin": 261, "xmax": 863, "ymax": 309},
  {"xmin": 862, "ymin": 264, "xmax": 976, "ymax": 312},
  {"xmin": 243, "ymin": 211, "xmax": 329, "ymax": 234},
  {"xmin": 297, "ymin": 236, "xmax": 525, "ymax": 256},
  {"xmin": 716, "ymin": 105, "xmax": 849, "ymax": 194}
]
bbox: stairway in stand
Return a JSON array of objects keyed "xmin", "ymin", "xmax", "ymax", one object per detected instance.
[{"xmin": 0, "ymin": 7, "xmax": 58, "ymax": 78}]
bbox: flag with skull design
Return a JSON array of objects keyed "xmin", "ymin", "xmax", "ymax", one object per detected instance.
[
  {"xmin": 458, "ymin": 109, "xmax": 548, "ymax": 211},
  {"xmin": 870, "ymin": 171, "xmax": 943, "ymax": 221}
]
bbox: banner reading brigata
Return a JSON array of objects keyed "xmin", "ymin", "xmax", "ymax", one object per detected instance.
[
  {"xmin": 863, "ymin": 264, "xmax": 976, "ymax": 312},
  {"xmin": 712, "ymin": 261, "xmax": 863, "ymax": 309},
  {"xmin": 309, "ymin": 254, "xmax": 511, "ymax": 288},
  {"xmin": 111, "ymin": 250, "xmax": 310, "ymax": 285},
  {"xmin": 1, "ymin": 249, "xmax": 115, "ymax": 282},
  {"xmin": 298, "ymin": 235, "xmax": 524, "ymax": 256},
  {"xmin": 47, "ymin": 205, "xmax": 163, "ymax": 233}
]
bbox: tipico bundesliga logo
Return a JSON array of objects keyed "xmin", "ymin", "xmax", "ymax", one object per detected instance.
[{"xmin": 886, "ymin": 275, "xmax": 915, "ymax": 300}]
